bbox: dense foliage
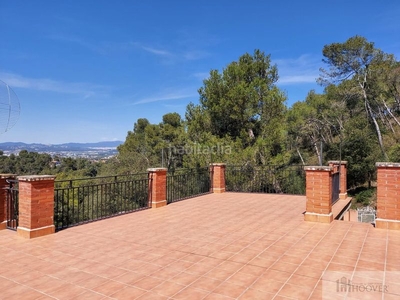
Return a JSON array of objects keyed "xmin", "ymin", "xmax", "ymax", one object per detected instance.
[{"xmin": 1, "ymin": 36, "xmax": 399, "ymax": 192}]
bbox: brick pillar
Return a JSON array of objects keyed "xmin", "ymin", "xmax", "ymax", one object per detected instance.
[
  {"xmin": 0, "ymin": 174, "xmax": 17, "ymax": 230},
  {"xmin": 329, "ymin": 160, "xmax": 348, "ymax": 199},
  {"xmin": 304, "ymin": 166, "xmax": 333, "ymax": 223},
  {"xmin": 375, "ymin": 162, "xmax": 400, "ymax": 230},
  {"xmin": 17, "ymin": 175, "xmax": 56, "ymax": 239},
  {"xmin": 148, "ymin": 168, "xmax": 167, "ymax": 208},
  {"xmin": 210, "ymin": 163, "xmax": 226, "ymax": 193}
]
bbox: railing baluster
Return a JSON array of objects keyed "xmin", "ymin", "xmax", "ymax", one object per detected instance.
[
  {"xmin": 53, "ymin": 174, "xmax": 149, "ymax": 230},
  {"xmin": 166, "ymin": 167, "xmax": 211, "ymax": 204},
  {"xmin": 225, "ymin": 165, "xmax": 305, "ymax": 195},
  {"xmin": 5, "ymin": 179, "xmax": 19, "ymax": 230}
]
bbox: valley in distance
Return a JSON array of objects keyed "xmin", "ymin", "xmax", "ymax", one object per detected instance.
[{"xmin": 0, "ymin": 141, "xmax": 123, "ymax": 160}]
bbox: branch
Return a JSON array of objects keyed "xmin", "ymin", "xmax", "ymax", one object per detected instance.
[{"xmin": 382, "ymin": 99, "xmax": 400, "ymax": 127}]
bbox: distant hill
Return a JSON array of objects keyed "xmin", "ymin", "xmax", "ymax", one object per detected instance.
[{"xmin": 0, "ymin": 141, "xmax": 123, "ymax": 152}]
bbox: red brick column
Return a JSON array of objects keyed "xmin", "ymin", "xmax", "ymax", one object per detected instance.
[
  {"xmin": 375, "ymin": 162, "xmax": 400, "ymax": 230},
  {"xmin": 304, "ymin": 166, "xmax": 333, "ymax": 223},
  {"xmin": 0, "ymin": 174, "xmax": 17, "ymax": 230},
  {"xmin": 17, "ymin": 175, "xmax": 56, "ymax": 239},
  {"xmin": 210, "ymin": 163, "xmax": 226, "ymax": 193},
  {"xmin": 148, "ymin": 168, "xmax": 167, "ymax": 208},
  {"xmin": 329, "ymin": 161, "xmax": 348, "ymax": 199}
]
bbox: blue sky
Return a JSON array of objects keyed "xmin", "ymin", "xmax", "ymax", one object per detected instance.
[{"xmin": 0, "ymin": 1, "xmax": 399, "ymax": 144}]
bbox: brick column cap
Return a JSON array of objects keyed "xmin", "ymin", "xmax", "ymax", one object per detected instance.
[
  {"xmin": 147, "ymin": 168, "xmax": 168, "ymax": 172},
  {"xmin": 210, "ymin": 163, "xmax": 226, "ymax": 166},
  {"xmin": 17, "ymin": 175, "xmax": 56, "ymax": 182},
  {"xmin": 304, "ymin": 166, "xmax": 332, "ymax": 171},
  {"xmin": 0, "ymin": 174, "xmax": 18, "ymax": 179},
  {"xmin": 376, "ymin": 162, "xmax": 400, "ymax": 167},
  {"xmin": 328, "ymin": 160, "xmax": 348, "ymax": 165}
]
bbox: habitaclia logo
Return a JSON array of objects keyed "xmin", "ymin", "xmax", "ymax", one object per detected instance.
[
  {"xmin": 336, "ymin": 277, "xmax": 388, "ymax": 293},
  {"xmin": 169, "ymin": 144, "xmax": 232, "ymax": 155}
]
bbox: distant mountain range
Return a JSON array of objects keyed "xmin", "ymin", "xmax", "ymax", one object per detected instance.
[{"xmin": 0, "ymin": 141, "xmax": 123, "ymax": 152}]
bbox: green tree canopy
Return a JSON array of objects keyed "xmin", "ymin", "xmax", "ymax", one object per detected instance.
[
  {"xmin": 186, "ymin": 49, "xmax": 288, "ymax": 167},
  {"xmin": 319, "ymin": 35, "xmax": 400, "ymax": 159},
  {"xmin": 194, "ymin": 49, "xmax": 282, "ymax": 145},
  {"xmin": 115, "ymin": 113, "xmax": 187, "ymax": 172}
]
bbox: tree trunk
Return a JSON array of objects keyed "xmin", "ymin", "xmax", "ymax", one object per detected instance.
[
  {"xmin": 382, "ymin": 99, "xmax": 400, "ymax": 127},
  {"xmin": 366, "ymin": 100, "xmax": 388, "ymax": 160},
  {"xmin": 360, "ymin": 80, "xmax": 389, "ymax": 160},
  {"xmin": 311, "ymin": 138, "xmax": 321, "ymax": 165},
  {"xmin": 296, "ymin": 147, "xmax": 305, "ymax": 165}
]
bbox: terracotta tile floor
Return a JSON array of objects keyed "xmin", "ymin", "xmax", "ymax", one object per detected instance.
[{"xmin": 1, "ymin": 193, "xmax": 400, "ymax": 299}]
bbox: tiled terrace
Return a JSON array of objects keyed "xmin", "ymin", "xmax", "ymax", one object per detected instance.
[{"xmin": 1, "ymin": 193, "xmax": 399, "ymax": 300}]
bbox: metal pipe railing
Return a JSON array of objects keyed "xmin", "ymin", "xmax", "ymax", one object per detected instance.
[
  {"xmin": 54, "ymin": 174, "xmax": 150, "ymax": 230},
  {"xmin": 167, "ymin": 167, "xmax": 211, "ymax": 203},
  {"xmin": 225, "ymin": 165, "xmax": 305, "ymax": 195}
]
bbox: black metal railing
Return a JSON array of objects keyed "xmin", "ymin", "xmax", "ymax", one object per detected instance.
[
  {"xmin": 54, "ymin": 173, "xmax": 150, "ymax": 230},
  {"xmin": 5, "ymin": 179, "xmax": 19, "ymax": 230},
  {"xmin": 225, "ymin": 165, "xmax": 305, "ymax": 195},
  {"xmin": 331, "ymin": 171, "xmax": 340, "ymax": 205},
  {"xmin": 167, "ymin": 167, "xmax": 211, "ymax": 203}
]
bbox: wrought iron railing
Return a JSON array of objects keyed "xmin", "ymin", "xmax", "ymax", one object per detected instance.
[
  {"xmin": 5, "ymin": 179, "xmax": 19, "ymax": 230},
  {"xmin": 331, "ymin": 171, "xmax": 340, "ymax": 205},
  {"xmin": 225, "ymin": 165, "xmax": 305, "ymax": 195},
  {"xmin": 54, "ymin": 174, "xmax": 150, "ymax": 230},
  {"xmin": 167, "ymin": 167, "xmax": 211, "ymax": 203}
]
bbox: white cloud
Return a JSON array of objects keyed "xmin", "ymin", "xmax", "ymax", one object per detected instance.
[
  {"xmin": 133, "ymin": 42, "xmax": 209, "ymax": 63},
  {"xmin": 49, "ymin": 34, "xmax": 210, "ymax": 63},
  {"xmin": 0, "ymin": 72, "xmax": 108, "ymax": 98},
  {"xmin": 48, "ymin": 34, "xmax": 142, "ymax": 55},
  {"xmin": 278, "ymin": 75, "xmax": 317, "ymax": 84},
  {"xmin": 183, "ymin": 50, "xmax": 209, "ymax": 60},
  {"xmin": 134, "ymin": 90, "xmax": 197, "ymax": 105},
  {"xmin": 274, "ymin": 54, "xmax": 321, "ymax": 85},
  {"xmin": 140, "ymin": 46, "xmax": 172, "ymax": 57},
  {"xmin": 192, "ymin": 72, "xmax": 210, "ymax": 80},
  {"xmin": 131, "ymin": 42, "xmax": 172, "ymax": 57}
]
